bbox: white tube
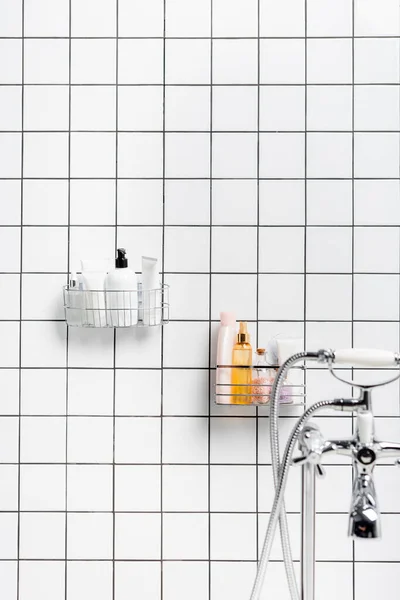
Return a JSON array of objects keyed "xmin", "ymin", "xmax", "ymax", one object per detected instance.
[
  {"xmin": 334, "ymin": 348, "xmax": 397, "ymax": 368},
  {"xmin": 81, "ymin": 259, "xmax": 110, "ymax": 327},
  {"xmin": 141, "ymin": 256, "xmax": 161, "ymax": 326}
]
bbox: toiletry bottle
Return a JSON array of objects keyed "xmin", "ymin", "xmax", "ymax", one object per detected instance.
[
  {"xmin": 252, "ymin": 348, "xmax": 274, "ymax": 405},
  {"xmin": 216, "ymin": 312, "xmax": 237, "ymax": 403},
  {"xmin": 81, "ymin": 259, "xmax": 110, "ymax": 327},
  {"xmin": 105, "ymin": 248, "xmax": 138, "ymax": 327},
  {"xmin": 231, "ymin": 322, "xmax": 253, "ymax": 404},
  {"xmin": 141, "ymin": 256, "xmax": 161, "ymax": 326}
]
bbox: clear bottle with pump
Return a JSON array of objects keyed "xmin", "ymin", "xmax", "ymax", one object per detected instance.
[
  {"xmin": 105, "ymin": 248, "xmax": 138, "ymax": 327},
  {"xmin": 231, "ymin": 322, "xmax": 253, "ymax": 404}
]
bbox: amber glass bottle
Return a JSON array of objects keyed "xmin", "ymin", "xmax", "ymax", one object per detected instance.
[{"xmin": 231, "ymin": 322, "xmax": 253, "ymax": 404}]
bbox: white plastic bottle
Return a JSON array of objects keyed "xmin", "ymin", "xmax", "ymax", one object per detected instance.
[
  {"xmin": 216, "ymin": 312, "xmax": 237, "ymax": 403},
  {"xmin": 141, "ymin": 256, "xmax": 161, "ymax": 326},
  {"xmin": 105, "ymin": 248, "xmax": 138, "ymax": 327}
]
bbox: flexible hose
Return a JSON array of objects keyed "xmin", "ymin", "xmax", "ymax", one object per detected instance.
[
  {"xmin": 270, "ymin": 352, "xmax": 308, "ymax": 600},
  {"xmin": 250, "ymin": 398, "xmax": 336, "ymax": 600}
]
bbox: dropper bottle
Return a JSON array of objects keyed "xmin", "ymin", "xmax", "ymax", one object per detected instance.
[{"xmin": 231, "ymin": 322, "xmax": 253, "ymax": 404}]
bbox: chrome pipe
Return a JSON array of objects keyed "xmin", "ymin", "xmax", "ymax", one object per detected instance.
[{"xmin": 301, "ymin": 463, "xmax": 316, "ymax": 600}]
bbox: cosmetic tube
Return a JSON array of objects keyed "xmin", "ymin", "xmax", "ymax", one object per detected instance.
[
  {"xmin": 81, "ymin": 259, "xmax": 110, "ymax": 327},
  {"xmin": 216, "ymin": 312, "xmax": 237, "ymax": 403},
  {"xmin": 141, "ymin": 256, "xmax": 161, "ymax": 326}
]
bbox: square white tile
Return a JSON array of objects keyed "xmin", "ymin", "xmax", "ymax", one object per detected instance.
[
  {"xmin": 115, "ymin": 513, "xmax": 161, "ymax": 559},
  {"xmin": 307, "ymin": 133, "xmax": 352, "ymax": 178},
  {"xmin": 67, "ymin": 513, "xmax": 113, "ymax": 559},
  {"xmin": 354, "ymin": 274, "xmax": 399, "ymax": 321},
  {"xmin": 213, "ymin": 86, "xmax": 257, "ymax": 132},
  {"xmin": 163, "ymin": 562, "xmax": 208, "ymax": 600},
  {"xmin": 210, "ymin": 513, "xmax": 256, "ymax": 560},
  {"xmin": 354, "ymin": 132, "xmax": 400, "ymax": 178},
  {"xmin": 23, "ymin": 180, "xmax": 68, "ymax": 225},
  {"xmin": 165, "ymin": 133, "xmax": 209, "ymax": 178},
  {"xmin": 21, "ymin": 322, "xmax": 66, "ymax": 368},
  {"xmin": 165, "ymin": 180, "xmax": 210, "ymax": 226},
  {"xmin": 0, "ymin": 274, "xmax": 20, "ymax": 320},
  {"xmin": 24, "ymin": 39, "xmax": 68, "ymax": 84},
  {"xmin": 67, "ymin": 465, "xmax": 112, "ymax": 511},
  {"xmin": 210, "ymin": 417, "xmax": 256, "ymax": 464},
  {"xmin": 355, "ymin": 564, "xmax": 398, "ymax": 600},
  {"xmin": 306, "ymin": 275, "xmax": 352, "ymax": 321},
  {"xmin": 259, "ymin": 227, "xmax": 304, "ymax": 273},
  {"xmin": 211, "ymin": 274, "xmax": 257, "ymax": 322},
  {"xmin": 116, "ymin": 327, "xmax": 161, "ymax": 369},
  {"xmin": 70, "ymin": 180, "xmax": 115, "ymax": 226},
  {"xmin": 259, "ymin": 180, "xmax": 305, "ymax": 226},
  {"xmin": 118, "ymin": 132, "xmax": 163, "ymax": 177},
  {"xmin": 354, "ymin": 38, "xmax": 400, "ymax": 83},
  {"xmin": 163, "ymin": 465, "xmax": 208, "ymax": 511},
  {"xmin": 115, "ymin": 417, "xmax": 161, "ymax": 463},
  {"xmin": 260, "ymin": 86, "xmax": 305, "ymax": 131},
  {"xmin": 163, "ymin": 369, "xmax": 209, "ymax": 416},
  {"xmin": 0, "ymin": 465, "xmax": 18, "ymax": 511},
  {"xmin": 119, "ymin": 0, "xmax": 164, "ymax": 36},
  {"xmin": 68, "ymin": 416, "xmax": 113, "ymax": 463},
  {"xmin": 70, "ymin": 132, "xmax": 116, "ymax": 178},
  {"xmin": 354, "ymin": 180, "xmax": 400, "ymax": 225},
  {"xmin": 71, "ymin": 39, "xmax": 116, "ymax": 84},
  {"xmin": 119, "ymin": 39, "xmax": 163, "ymax": 84},
  {"xmin": 210, "ymin": 465, "xmax": 256, "ymax": 512},
  {"xmin": 0, "ymin": 417, "xmax": 19, "ymax": 462},
  {"xmin": 212, "ymin": 133, "xmax": 257, "ymax": 179},
  {"xmin": 0, "ymin": 322, "xmax": 19, "ymax": 368},
  {"xmin": 25, "ymin": 0, "xmax": 69, "ymax": 36},
  {"xmin": 0, "ymin": 40, "xmax": 22, "ymax": 84},
  {"xmin": 71, "ymin": 86, "xmax": 116, "ymax": 131},
  {"xmin": 164, "ymin": 226, "xmax": 210, "ymax": 273},
  {"xmin": 0, "ymin": 133, "xmax": 21, "ymax": 177},
  {"xmin": 20, "ymin": 416, "xmax": 66, "ymax": 463},
  {"xmin": 260, "ymin": 39, "xmax": 305, "ymax": 84},
  {"xmin": 307, "ymin": 86, "xmax": 352, "ymax": 131},
  {"xmin": 163, "ymin": 513, "xmax": 208, "ymax": 560},
  {"xmin": 354, "ymin": 85, "xmax": 400, "ymax": 131},
  {"xmin": 212, "ymin": 227, "xmax": 257, "ymax": 273},
  {"xmin": 166, "ymin": 39, "xmax": 210, "ymax": 84},
  {"xmin": 20, "ymin": 465, "xmax": 65, "ymax": 511},
  {"xmin": 119, "ymin": 86, "xmax": 163, "ymax": 131},
  {"xmin": 353, "ymin": 321, "xmax": 399, "ymax": 352},
  {"xmin": 118, "ymin": 180, "xmax": 163, "ymax": 226},
  {"xmin": 115, "ymin": 369, "xmax": 161, "ymax": 416},
  {"xmin": 19, "ymin": 562, "xmax": 64, "ymax": 600},
  {"xmin": 0, "ymin": 181, "xmax": 21, "ymax": 225},
  {"xmin": 260, "ymin": 133, "xmax": 305, "ymax": 178},
  {"xmin": 165, "ymin": 0, "xmax": 210, "ymax": 37},
  {"xmin": 307, "ymin": 0, "xmax": 353, "ymax": 36},
  {"xmin": 165, "ymin": 273, "xmax": 209, "ymax": 320},
  {"xmin": 68, "ymin": 369, "xmax": 114, "ymax": 415},
  {"xmin": 0, "ymin": 370, "xmax": 19, "ymax": 416},
  {"xmin": 258, "ymin": 274, "xmax": 304, "ymax": 320},
  {"xmin": 307, "ymin": 39, "xmax": 352, "ymax": 84},
  {"xmin": 213, "ymin": 0, "xmax": 257, "ymax": 36},
  {"xmin": 354, "ymin": 0, "xmax": 400, "ymax": 36},
  {"xmin": 212, "ymin": 180, "xmax": 257, "ymax": 226},
  {"xmin": 307, "ymin": 181, "xmax": 352, "ymax": 226},
  {"xmin": 115, "ymin": 562, "xmax": 161, "ymax": 600},
  {"xmin": 22, "ymin": 226, "xmax": 67, "ymax": 272},
  {"xmin": 22, "ymin": 273, "xmax": 65, "ymax": 321},
  {"xmin": 68, "ymin": 328, "xmax": 114, "ymax": 368},
  {"xmin": 21, "ymin": 369, "xmax": 66, "ymax": 415},
  {"xmin": 0, "ymin": 87, "xmax": 22, "ymax": 131},
  {"xmin": 71, "ymin": 0, "xmax": 116, "ymax": 37},
  {"xmin": 260, "ymin": 0, "xmax": 305, "ymax": 36},
  {"xmin": 211, "ymin": 562, "xmax": 256, "ymax": 600},
  {"xmin": 165, "ymin": 86, "xmax": 210, "ymax": 131},
  {"xmin": 307, "ymin": 227, "xmax": 352, "ymax": 273},
  {"xmin": 67, "ymin": 562, "xmax": 113, "ymax": 600},
  {"xmin": 115, "ymin": 465, "xmax": 160, "ymax": 511},
  {"xmin": 0, "ymin": 0, "xmax": 22, "ymax": 36},
  {"xmin": 23, "ymin": 132, "xmax": 68, "ymax": 178},
  {"xmin": 163, "ymin": 417, "xmax": 208, "ymax": 464},
  {"xmin": 354, "ymin": 227, "xmax": 400, "ymax": 273},
  {"xmin": 20, "ymin": 513, "xmax": 65, "ymax": 559},
  {"xmin": 213, "ymin": 39, "xmax": 258, "ymax": 85}
]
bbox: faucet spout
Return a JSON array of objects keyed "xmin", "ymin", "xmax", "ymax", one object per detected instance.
[{"xmin": 349, "ymin": 473, "xmax": 381, "ymax": 539}]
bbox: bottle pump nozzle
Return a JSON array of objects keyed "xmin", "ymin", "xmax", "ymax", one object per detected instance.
[{"xmin": 116, "ymin": 248, "xmax": 128, "ymax": 268}]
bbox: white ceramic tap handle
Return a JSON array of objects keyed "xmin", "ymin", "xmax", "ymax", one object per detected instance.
[{"xmin": 333, "ymin": 348, "xmax": 398, "ymax": 368}]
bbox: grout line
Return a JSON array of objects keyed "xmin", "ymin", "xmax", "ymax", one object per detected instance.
[
  {"xmin": 351, "ymin": 2, "xmax": 356, "ymax": 597},
  {"xmin": 208, "ymin": 2, "xmax": 213, "ymax": 596}
]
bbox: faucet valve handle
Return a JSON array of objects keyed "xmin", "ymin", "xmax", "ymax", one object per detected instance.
[{"xmin": 316, "ymin": 464, "xmax": 326, "ymax": 478}]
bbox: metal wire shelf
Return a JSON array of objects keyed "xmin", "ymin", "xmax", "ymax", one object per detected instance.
[
  {"xmin": 215, "ymin": 364, "xmax": 306, "ymax": 407},
  {"xmin": 63, "ymin": 284, "xmax": 170, "ymax": 328}
]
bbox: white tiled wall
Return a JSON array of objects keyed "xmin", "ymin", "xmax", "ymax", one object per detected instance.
[{"xmin": 1, "ymin": 0, "xmax": 400, "ymax": 598}]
